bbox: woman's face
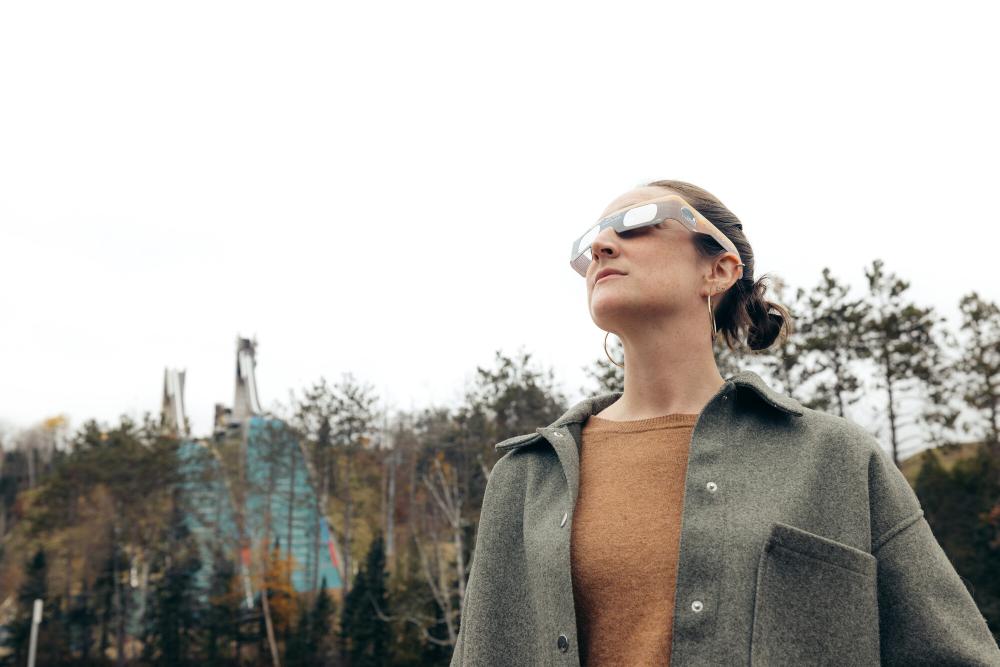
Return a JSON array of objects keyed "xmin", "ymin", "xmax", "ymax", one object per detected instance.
[{"xmin": 587, "ymin": 186, "xmax": 711, "ymax": 330}]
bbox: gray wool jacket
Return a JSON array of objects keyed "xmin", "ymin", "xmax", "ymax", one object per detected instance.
[{"xmin": 449, "ymin": 369, "xmax": 1000, "ymax": 666}]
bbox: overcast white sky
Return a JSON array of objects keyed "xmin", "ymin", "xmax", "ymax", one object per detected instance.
[{"xmin": 2, "ymin": 2, "xmax": 997, "ymax": 450}]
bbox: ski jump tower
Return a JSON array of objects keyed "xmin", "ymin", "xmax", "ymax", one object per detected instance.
[
  {"xmin": 223, "ymin": 336, "xmax": 345, "ymax": 594},
  {"xmin": 233, "ymin": 336, "xmax": 263, "ymax": 421},
  {"xmin": 163, "ymin": 336, "xmax": 345, "ymax": 599},
  {"xmin": 161, "ymin": 368, "xmax": 189, "ymax": 438},
  {"xmin": 214, "ymin": 336, "xmax": 264, "ymax": 437}
]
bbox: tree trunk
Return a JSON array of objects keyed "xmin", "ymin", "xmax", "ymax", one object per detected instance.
[
  {"xmin": 883, "ymin": 350, "xmax": 901, "ymax": 467},
  {"xmin": 260, "ymin": 583, "xmax": 281, "ymax": 667},
  {"xmin": 385, "ymin": 448, "xmax": 396, "ymax": 560},
  {"xmin": 287, "ymin": 445, "xmax": 296, "ymax": 559},
  {"xmin": 312, "ymin": 465, "xmax": 328, "ymax": 592},
  {"xmin": 343, "ymin": 448, "xmax": 353, "ymax": 595},
  {"xmin": 113, "ymin": 519, "xmax": 126, "ymax": 666}
]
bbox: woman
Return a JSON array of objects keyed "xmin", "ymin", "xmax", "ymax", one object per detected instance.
[{"xmin": 450, "ymin": 180, "xmax": 1000, "ymax": 666}]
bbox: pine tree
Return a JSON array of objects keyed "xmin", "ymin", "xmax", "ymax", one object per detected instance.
[
  {"xmin": 954, "ymin": 292, "xmax": 1000, "ymax": 461},
  {"xmin": 311, "ymin": 578, "xmax": 335, "ymax": 665},
  {"xmin": 1, "ymin": 548, "xmax": 48, "ymax": 666},
  {"xmin": 286, "ymin": 574, "xmax": 336, "ymax": 666},
  {"xmin": 66, "ymin": 577, "xmax": 96, "ymax": 661},
  {"xmin": 862, "ymin": 259, "xmax": 959, "ymax": 464},
  {"xmin": 784, "ymin": 268, "xmax": 872, "ymax": 416},
  {"xmin": 284, "ymin": 601, "xmax": 312, "ymax": 667},
  {"xmin": 328, "ymin": 373, "xmax": 381, "ymax": 599},
  {"xmin": 340, "ymin": 532, "xmax": 391, "ymax": 666},
  {"xmin": 142, "ymin": 491, "xmax": 203, "ymax": 666},
  {"xmin": 203, "ymin": 547, "xmax": 240, "ymax": 666}
]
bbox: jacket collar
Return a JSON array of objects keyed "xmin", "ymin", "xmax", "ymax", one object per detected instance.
[{"xmin": 495, "ymin": 369, "xmax": 802, "ymax": 453}]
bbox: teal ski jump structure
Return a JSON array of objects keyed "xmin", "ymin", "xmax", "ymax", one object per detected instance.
[{"xmin": 162, "ymin": 337, "xmax": 344, "ymax": 608}]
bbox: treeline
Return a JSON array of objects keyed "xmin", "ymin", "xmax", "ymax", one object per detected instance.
[{"xmin": 0, "ymin": 257, "xmax": 998, "ymax": 664}]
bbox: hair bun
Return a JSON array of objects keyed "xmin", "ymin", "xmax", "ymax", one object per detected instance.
[{"xmin": 747, "ymin": 309, "xmax": 785, "ymax": 351}]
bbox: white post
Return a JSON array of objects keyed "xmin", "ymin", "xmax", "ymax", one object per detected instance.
[{"xmin": 27, "ymin": 598, "xmax": 42, "ymax": 667}]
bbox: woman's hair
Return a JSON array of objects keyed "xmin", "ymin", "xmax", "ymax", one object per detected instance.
[{"xmin": 643, "ymin": 179, "xmax": 793, "ymax": 352}]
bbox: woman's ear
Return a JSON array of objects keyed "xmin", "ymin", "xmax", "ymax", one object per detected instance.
[{"xmin": 712, "ymin": 254, "xmax": 743, "ymax": 289}]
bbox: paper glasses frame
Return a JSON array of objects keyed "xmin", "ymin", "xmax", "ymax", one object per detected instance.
[{"xmin": 569, "ymin": 194, "xmax": 745, "ymax": 278}]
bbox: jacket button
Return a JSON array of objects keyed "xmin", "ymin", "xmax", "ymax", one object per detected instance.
[
  {"xmin": 553, "ymin": 431, "xmax": 564, "ymax": 437},
  {"xmin": 706, "ymin": 481, "xmax": 718, "ymax": 493},
  {"xmin": 560, "ymin": 512, "xmax": 568, "ymax": 527},
  {"xmin": 691, "ymin": 600, "xmax": 704, "ymax": 612},
  {"xmin": 557, "ymin": 634, "xmax": 569, "ymax": 652}
]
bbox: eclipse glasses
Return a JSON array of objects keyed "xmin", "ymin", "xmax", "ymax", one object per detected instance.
[{"xmin": 569, "ymin": 193, "xmax": 747, "ymax": 280}]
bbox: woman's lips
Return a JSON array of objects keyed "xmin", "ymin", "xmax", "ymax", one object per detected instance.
[{"xmin": 596, "ymin": 273, "xmax": 624, "ymax": 284}]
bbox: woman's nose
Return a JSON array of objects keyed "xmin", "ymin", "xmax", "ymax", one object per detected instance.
[{"xmin": 591, "ymin": 226, "xmax": 620, "ymax": 258}]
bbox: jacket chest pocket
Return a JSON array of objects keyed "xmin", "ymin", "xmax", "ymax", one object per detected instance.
[{"xmin": 750, "ymin": 522, "xmax": 880, "ymax": 666}]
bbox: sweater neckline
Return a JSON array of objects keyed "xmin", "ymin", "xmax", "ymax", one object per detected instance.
[{"xmin": 584, "ymin": 412, "xmax": 699, "ymax": 433}]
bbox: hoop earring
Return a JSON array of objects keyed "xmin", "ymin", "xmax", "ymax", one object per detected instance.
[
  {"xmin": 604, "ymin": 331, "xmax": 624, "ymax": 368},
  {"xmin": 708, "ymin": 285, "xmax": 720, "ymax": 342}
]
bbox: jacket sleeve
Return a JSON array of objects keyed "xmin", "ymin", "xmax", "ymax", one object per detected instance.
[
  {"xmin": 450, "ymin": 625, "xmax": 464, "ymax": 667},
  {"xmin": 867, "ymin": 443, "xmax": 1000, "ymax": 666},
  {"xmin": 449, "ymin": 451, "xmax": 530, "ymax": 667}
]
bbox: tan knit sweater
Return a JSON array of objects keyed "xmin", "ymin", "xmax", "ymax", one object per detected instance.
[{"xmin": 570, "ymin": 412, "xmax": 699, "ymax": 666}]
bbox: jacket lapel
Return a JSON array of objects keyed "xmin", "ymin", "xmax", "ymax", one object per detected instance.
[{"xmin": 729, "ymin": 369, "xmax": 804, "ymax": 416}]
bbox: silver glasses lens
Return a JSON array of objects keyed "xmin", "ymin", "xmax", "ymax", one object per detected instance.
[
  {"xmin": 622, "ymin": 203, "xmax": 658, "ymax": 227},
  {"xmin": 577, "ymin": 226, "xmax": 599, "ymax": 255},
  {"xmin": 571, "ymin": 202, "xmax": 665, "ymax": 276}
]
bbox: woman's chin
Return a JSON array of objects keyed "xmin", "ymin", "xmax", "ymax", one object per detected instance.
[{"xmin": 590, "ymin": 297, "xmax": 636, "ymax": 324}]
